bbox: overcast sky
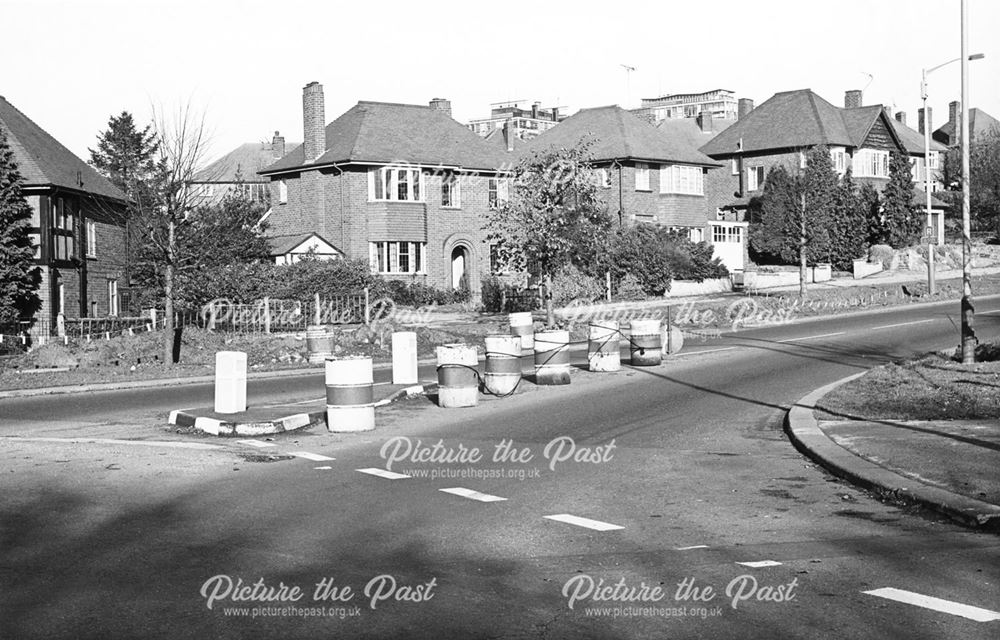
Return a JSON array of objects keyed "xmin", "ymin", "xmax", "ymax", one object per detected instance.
[{"xmin": 3, "ymin": 0, "xmax": 998, "ymax": 164}]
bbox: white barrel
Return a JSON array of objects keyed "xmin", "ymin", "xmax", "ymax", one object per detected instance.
[
  {"xmin": 306, "ymin": 324, "xmax": 334, "ymax": 364},
  {"xmin": 484, "ymin": 334, "xmax": 522, "ymax": 395},
  {"xmin": 325, "ymin": 356, "xmax": 375, "ymax": 432},
  {"xmin": 588, "ymin": 321, "xmax": 620, "ymax": 372},
  {"xmin": 661, "ymin": 325, "xmax": 685, "ymax": 356},
  {"xmin": 629, "ymin": 319, "xmax": 662, "ymax": 366},
  {"xmin": 509, "ymin": 312, "xmax": 535, "ymax": 352},
  {"xmin": 391, "ymin": 331, "xmax": 418, "ymax": 384},
  {"xmin": 437, "ymin": 344, "xmax": 479, "ymax": 408},
  {"xmin": 214, "ymin": 351, "xmax": 247, "ymax": 414},
  {"xmin": 534, "ymin": 329, "xmax": 571, "ymax": 385}
]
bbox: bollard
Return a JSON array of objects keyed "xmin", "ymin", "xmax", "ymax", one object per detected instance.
[
  {"xmin": 509, "ymin": 312, "xmax": 534, "ymax": 352},
  {"xmin": 534, "ymin": 329, "xmax": 571, "ymax": 385},
  {"xmin": 588, "ymin": 321, "xmax": 621, "ymax": 372},
  {"xmin": 629, "ymin": 319, "xmax": 662, "ymax": 366},
  {"xmin": 214, "ymin": 351, "xmax": 247, "ymax": 414},
  {"xmin": 437, "ymin": 344, "xmax": 479, "ymax": 408},
  {"xmin": 306, "ymin": 324, "xmax": 334, "ymax": 364},
  {"xmin": 391, "ymin": 331, "xmax": 418, "ymax": 385},
  {"xmin": 325, "ymin": 356, "xmax": 375, "ymax": 432},
  {"xmin": 661, "ymin": 325, "xmax": 685, "ymax": 356},
  {"xmin": 484, "ymin": 334, "xmax": 522, "ymax": 395}
]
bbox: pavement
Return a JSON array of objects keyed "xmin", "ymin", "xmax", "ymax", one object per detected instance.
[{"xmin": 787, "ymin": 374, "xmax": 1000, "ymax": 532}]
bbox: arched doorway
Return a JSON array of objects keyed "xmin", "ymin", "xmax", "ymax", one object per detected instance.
[{"xmin": 450, "ymin": 246, "xmax": 468, "ymax": 290}]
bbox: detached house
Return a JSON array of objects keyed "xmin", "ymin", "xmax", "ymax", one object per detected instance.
[
  {"xmin": 259, "ymin": 82, "xmax": 507, "ymax": 293},
  {"xmin": 189, "ymin": 131, "xmax": 296, "ymax": 206},
  {"xmin": 700, "ymin": 89, "xmax": 948, "ymax": 244},
  {"xmin": 0, "ymin": 96, "xmax": 128, "ymax": 335}
]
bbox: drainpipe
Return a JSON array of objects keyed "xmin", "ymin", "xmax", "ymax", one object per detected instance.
[
  {"xmin": 614, "ymin": 160, "xmax": 624, "ymax": 225},
  {"xmin": 332, "ymin": 164, "xmax": 345, "ymax": 256}
]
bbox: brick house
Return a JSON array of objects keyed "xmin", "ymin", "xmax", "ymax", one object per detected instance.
[
  {"xmin": 0, "ymin": 95, "xmax": 128, "ymax": 335},
  {"xmin": 517, "ymin": 105, "xmax": 722, "ymax": 239},
  {"xmin": 700, "ymin": 89, "xmax": 948, "ymax": 261},
  {"xmin": 932, "ymin": 101, "xmax": 999, "ymax": 147},
  {"xmin": 259, "ymin": 82, "xmax": 507, "ymax": 294},
  {"xmin": 189, "ymin": 132, "xmax": 295, "ymax": 206}
]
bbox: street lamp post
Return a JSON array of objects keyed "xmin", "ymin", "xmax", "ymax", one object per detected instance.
[
  {"xmin": 960, "ymin": 0, "xmax": 976, "ymax": 364},
  {"xmin": 920, "ymin": 51, "xmax": 984, "ymax": 297}
]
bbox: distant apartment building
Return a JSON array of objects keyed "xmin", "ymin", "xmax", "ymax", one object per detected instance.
[
  {"xmin": 636, "ymin": 89, "xmax": 741, "ymax": 122},
  {"xmin": 467, "ymin": 101, "xmax": 563, "ymax": 140}
]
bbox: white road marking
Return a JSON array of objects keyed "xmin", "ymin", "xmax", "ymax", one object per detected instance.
[
  {"xmin": 980, "ymin": 310, "xmax": 1000, "ymax": 316},
  {"xmin": 871, "ymin": 319, "xmax": 936, "ymax": 331},
  {"xmin": 674, "ymin": 347, "xmax": 736, "ymax": 356},
  {"xmin": 236, "ymin": 439, "xmax": 276, "ymax": 448},
  {"xmin": 777, "ymin": 332, "xmax": 845, "ymax": 343},
  {"xmin": 314, "ymin": 466, "xmax": 333, "ymax": 470},
  {"xmin": 676, "ymin": 545, "xmax": 709, "ymax": 551},
  {"xmin": 288, "ymin": 451, "xmax": 335, "ymax": 462},
  {"xmin": 736, "ymin": 560, "xmax": 783, "ymax": 568},
  {"xmin": 439, "ymin": 487, "xmax": 507, "ymax": 502},
  {"xmin": 0, "ymin": 437, "xmax": 222, "ymax": 450},
  {"xmin": 864, "ymin": 587, "xmax": 1000, "ymax": 622},
  {"xmin": 357, "ymin": 468, "xmax": 411, "ymax": 480},
  {"xmin": 543, "ymin": 514, "xmax": 624, "ymax": 531}
]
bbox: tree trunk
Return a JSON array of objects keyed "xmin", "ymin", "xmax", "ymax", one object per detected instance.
[
  {"xmin": 545, "ymin": 274, "xmax": 555, "ymax": 328},
  {"xmin": 163, "ymin": 217, "xmax": 176, "ymax": 366}
]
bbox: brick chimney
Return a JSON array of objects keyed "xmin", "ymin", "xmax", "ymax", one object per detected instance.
[
  {"xmin": 918, "ymin": 107, "xmax": 932, "ymax": 134},
  {"xmin": 949, "ymin": 100, "xmax": 960, "ymax": 125},
  {"xmin": 738, "ymin": 98, "xmax": 754, "ymax": 120},
  {"xmin": 302, "ymin": 82, "xmax": 326, "ymax": 163},
  {"xmin": 503, "ymin": 120, "xmax": 515, "ymax": 152},
  {"xmin": 844, "ymin": 90, "xmax": 862, "ymax": 109},
  {"xmin": 429, "ymin": 98, "xmax": 452, "ymax": 118},
  {"xmin": 696, "ymin": 110, "xmax": 714, "ymax": 133},
  {"xmin": 894, "ymin": 111, "xmax": 906, "ymax": 126},
  {"xmin": 271, "ymin": 131, "xmax": 285, "ymax": 158},
  {"xmin": 531, "ymin": 102, "xmax": 540, "ymax": 119}
]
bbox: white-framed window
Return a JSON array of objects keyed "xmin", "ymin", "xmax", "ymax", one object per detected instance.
[
  {"xmin": 107, "ymin": 279, "xmax": 119, "ymax": 316},
  {"xmin": 488, "ymin": 177, "xmax": 510, "ymax": 209},
  {"xmin": 747, "ymin": 166, "xmax": 765, "ymax": 192},
  {"xmin": 441, "ymin": 174, "xmax": 461, "ymax": 208},
  {"xmin": 369, "ymin": 241, "xmax": 426, "ymax": 274},
  {"xmin": 688, "ymin": 227, "xmax": 705, "ymax": 243},
  {"xmin": 830, "ymin": 147, "xmax": 847, "ymax": 175},
  {"xmin": 928, "ymin": 151, "xmax": 939, "ymax": 170},
  {"xmin": 712, "ymin": 225, "xmax": 744, "ymax": 244},
  {"xmin": 368, "ymin": 166, "xmax": 425, "ymax": 202},
  {"xmin": 597, "ymin": 168, "xmax": 611, "ymax": 188},
  {"xmin": 853, "ymin": 148, "xmax": 890, "ymax": 178},
  {"xmin": 635, "ymin": 163, "xmax": 650, "ymax": 191},
  {"xmin": 731, "ymin": 158, "xmax": 739, "ymax": 176},
  {"xmin": 86, "ymin": 220, "xmax": 97, "ymax": 257},
  {"xmin": 278, "ymin": 179, "xmax": 288, "ymax": 204},
  {"xmin": 660, "ymin": 165, "xmax": 704, "ymax": 195},
  {"xmin": 799, "ymin": 151, "xmax": 807, "ymax": 169},
  {"xmin": 51, "ymin": 197, "xmax": 75, "ymax": 260}
]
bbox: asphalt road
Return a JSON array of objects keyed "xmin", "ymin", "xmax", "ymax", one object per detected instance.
[{"xmin": 2, "ymin": 298, "xmax": 1000, "ymax": 639}]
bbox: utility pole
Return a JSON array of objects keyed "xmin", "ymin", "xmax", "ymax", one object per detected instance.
[
  {"xmin": 960, "ymin": 0, "xmax": 976, "ymax": 363},
  {"xmin": 620, "ymin": 64, "xmax": 636, "ymax": 107}
]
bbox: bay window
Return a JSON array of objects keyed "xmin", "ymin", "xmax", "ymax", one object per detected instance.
[
  {"xmin": 370, "ymin": 241, "xmax": 426, "ymax": 274},
  {"xmin": 853, "ymin": 149, "xmax": 890, "ymax": 178},
  {"xmin": 368, "ymin": 166, "xmax": 425, "ymax": 202},
  {"xmin": 660, "ymin": 165, "xmax": 704, "ymax": 195}
]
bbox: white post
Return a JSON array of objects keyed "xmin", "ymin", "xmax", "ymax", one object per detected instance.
[
  {"xmin": 214, "ymin": 351, "xmax": 247, "ymax": 414},
  {"xmin": 149, "ymin": 308, "xmax": 157, "ymax": 330},
  {"xmin": 314, "ymin": 292, "xmax": 321, "ymax": 326},
  {"xmin": 391, "ymin": 331, "xmax": 418, "ymax": 385}
]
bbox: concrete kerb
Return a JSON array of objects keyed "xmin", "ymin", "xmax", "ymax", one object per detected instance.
[
  {"xmin": 786, "ymin": 373, "xmax": 1000, "ymax": 531},
  {"xmin": 169, "ymin": 382, "xmax": 436, "ymax": 437}
]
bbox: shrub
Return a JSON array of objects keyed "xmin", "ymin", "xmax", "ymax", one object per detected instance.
[
  {"xmin": 385, "ymin": 280, "xmax": 467, "ymax": 306},
  {"xmin": 615, "ymin": 274, "xmax": 648, "ymax": 300},
  {"xmin": 266, "ymin": 258, "xmax": 389, "ymax": 301},
  {"xmin": 869, "ymin": 244, "xmax": 895, "ymax": 269},
  {"xmin": 551, "ymin": 265, "xmax": 605, "ymax": 305},
  {"xmin": 480, "ymin": 277, "xmax": 505, "ymax": 312}
]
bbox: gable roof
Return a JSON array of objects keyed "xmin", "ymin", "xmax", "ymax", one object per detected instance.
[
  {"xmin": 196, "ymin": 140, "xmax": 297, "ymax": 183},
  {"xmin": 0, "ymin": 95, "xmax": 127, "ymax": 202},
  {"xmin": 889, "ymin": 118, "xmax": 947, "ymax": 156},
  {"xmin": 655, "ymin": 117, "xmax": 735, "ymax": 150},
  {"xmin": 519, "ymin": 105, "xmax": 720, "ymax": 167},
  {"xmin": 260, "ymin": 101, "xmax": 504, "ymax": 175},
  {"xmin": 933, "ymin": 108, "xmax": 1000, "ymax": 146},
  {"xmin": 268, "ymin": 232, "xmax": 341, "ymax": 256}
]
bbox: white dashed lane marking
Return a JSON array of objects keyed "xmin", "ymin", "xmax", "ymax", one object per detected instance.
[
  {"xmin": 288, "ymin": 451, "xmax": 335, "ymax": 462},
  {"xmin": 439, "ymin": 488, "xmax": 507, "ymax": 502},
  {"xmin": 864, "ymin": 587, "xmax": 1000, "ymax": 622},
  {"xmin": 777, "ymin": 332, "xmax": 845, "ymax": 343},
  {"xmin": 676, "ymin": 545, "xmax": 709, "ymax": 551},
  {"xmin": 736, "ymin": 560, "xmax": 783, "ymax": 568},
  {"xmin": 870, "ymin": 319, "xmax": 936, "ymax": 331},
  {"xmin": 357, "ymin": 468, "xmax": 411, "ymax": 480},
  {"xmin": 314, "ymin": 466, "xmax": 333, "ymax": 470},
  {"xmin": 543, "ymin": 514, "xmax": 624, "ymax": 531}
]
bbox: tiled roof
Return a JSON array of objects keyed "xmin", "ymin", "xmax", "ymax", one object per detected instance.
[
  {"xmin": 519, "ymin": 105, "xmax": 721, "ymax": 167},
  {"xmin": 889, "ymin": 118, "xmax": 947, "ymax": 155},
  {"xmin": 655, "ymin": 117, "xmax": 735, "ymax": 150},
  {"xmin": 700, "ymin": 90, "xmax": 855, "ymax": 156},
  {"xmin": 196, "ymin": 140, "xmax": 297, "ymax": 183},
  {"xmin": 933, "ymin": 108, "xmax": 1000, "ymax": 146},
  {"xmin": 261, "ymin": 101, "xmax": 504, "ymax": 174},
  {"xmin": 0, "ymin": 95, "xmax": 127, "ymax": 201},
  {"xmin": 268, "ymin": 232, "xmax": 340, "ymax": 256}
]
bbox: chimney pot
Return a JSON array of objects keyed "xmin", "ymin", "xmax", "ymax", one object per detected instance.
[
  {"xmin": 894, "ymin": 111, "xmax": 907, "ymax": 126},
  {"xmin": 845, "ymin": 90, "xmax": 862, "ymax": 109},
  {"xmin": 429, "ymin": 98, "xmax": 452, "ymax": 119},
  {"xmin": 272, "ymin": 131, "xmax": 286, "ymax": 159},
  {"xmin": 737, "ymin": 98, "xmax": 754, "ymax": 120},
  {"xmin": 949, "ymin": 100, "xmax": 960, "ymax": 125},
  {"xmin": 302, "ymin": 82, "xmax": 326, "ymax": 163}
]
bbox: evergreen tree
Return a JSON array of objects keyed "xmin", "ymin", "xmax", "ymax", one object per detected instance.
[
  {"xmin": 828, "ymin": 169, "xmax": 869, "ymax": 270},
  {"xmin": 800, "ymin": 145, "xmax": 838, "ymax": 263},
  {"xmin": 749, "ymin": 164, "xmax": 800, "ymax": 264},
  {"xmin": 0, "ymin": 126, "xmax": 41, "ymax": 325},
  {"xmin": 877, "ymin": 150, "xmax": 922, "ymax": 248},
  {"xmin": 89, "ymin": 111, "xmax": 161, "ymax": 207}
]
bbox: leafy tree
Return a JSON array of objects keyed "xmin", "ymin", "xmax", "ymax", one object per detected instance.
[
  {"xmin": 600, "ymin": 225, "xmax": 727, "ymax": 297},
  {"xmin": 0, "ymin": 126, "xmax": 40, "ymax": 325},
  {"xmin": 486, "ymin": 140, "xmax": 612, "ymax": 323},
  {"xmin": 969, "ymin": 127, "xmax": 1000, "ymax": 235},
  {"xmin": 875, "ymin": 150, "xmax": 921, "ymax": 248}
]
